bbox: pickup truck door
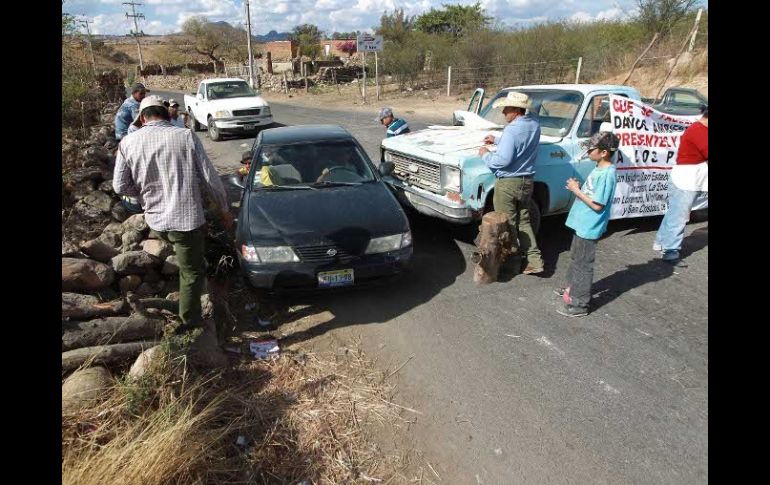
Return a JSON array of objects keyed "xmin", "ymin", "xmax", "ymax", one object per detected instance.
[
  {"xmin": 572, "ymin": 93, "xmax": 618, "ymax": 182},
  {"xmin": 467, "ymin": 88, "xmax": 485, "ymax": 114},
  {"xmin": 192, "ymin": 83, "xmax": 206, "ymax": 124}
]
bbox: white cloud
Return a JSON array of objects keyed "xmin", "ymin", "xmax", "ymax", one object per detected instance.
[
  {"xmin": 570, "ymin": 11, "xmax": 593, "ymax": 23},
  {"xmin": 596, "ymin": 7, "xmax": 625, "ymax": 20}
]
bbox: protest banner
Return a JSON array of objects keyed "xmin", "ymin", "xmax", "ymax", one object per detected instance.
[{"xmin": 608, "ymin": 95, "xmax": 707, "ymax": 219}]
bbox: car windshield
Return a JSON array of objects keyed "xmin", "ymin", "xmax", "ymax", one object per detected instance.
[
  {"xmin": 251, "ymin": 140, "xmax": 376, "ymax": 189},
  {"xmin": 206, "ymin": 81, "xmax": 257, "ymax": 99},
  {"xmin": 480, "ymin": 89, "xmax": 583, "ymax": 137}
]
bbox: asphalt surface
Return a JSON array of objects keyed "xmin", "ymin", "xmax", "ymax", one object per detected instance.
[{"xmin": 156, "ymin": 89, "xmax": 709, "ymax": 484}]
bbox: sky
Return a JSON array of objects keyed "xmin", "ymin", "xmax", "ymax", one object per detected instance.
[{"xmin": 63, "ymin": 0, "xmax": 707, "ymax": 37}]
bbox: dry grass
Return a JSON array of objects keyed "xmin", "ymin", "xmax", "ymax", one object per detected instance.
[{"xmin": 62, "ymin": 341, "xmax": 414, "ymax": 484}]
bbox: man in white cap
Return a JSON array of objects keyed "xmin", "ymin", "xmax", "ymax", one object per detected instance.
[
  {"xmin": 478, "ymin": 91, "xmax": 544, "ymax": 275},
  {"xmin": 168, "ymin": 99, "xmax": 186, "ymax": 128},
  {"xmin": 113, "ymin": 96, "xmax": 233, "ymax": 333},
  {"xmin": 377, "ymin": 107, "xmax": 410, "ymax": 138},
  {"xmin": 115, "ymin": 82, "xmax": 148, "ymax": 140}
]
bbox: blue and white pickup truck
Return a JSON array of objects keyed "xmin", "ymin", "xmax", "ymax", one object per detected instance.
[
  {"xmin": 184, "ymin": 78, "xmax": 273, "ymax": 142},
  {"xmin": 380, "ymin": 84, "xmax": 643, "ymax": 231}
]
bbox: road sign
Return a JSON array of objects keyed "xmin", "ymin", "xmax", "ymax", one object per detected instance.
[{"xmin": 357, "ymin": 34, "xmax": 383, "ymax": 52}]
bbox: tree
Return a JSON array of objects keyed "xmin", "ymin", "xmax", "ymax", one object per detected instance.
[
  {"xmin": 413, "ymin": 2, "xmax": 491, "ymax": 37},
  {"xmin": 181, "ymin": 17, "xmax": 245, "ymax": 62},
  {"xmin": 376, "ymin": 8, "xmax": 415, "ymax": 44},
  {"xmin": 330, "ymin": 31, "xmax": 358, "ymax": 40},
  {"xmin": 636, "ymin": 0, "xmax": 700, "ymax": 35},
  {"xmin": 291, "ymin": 24, "xmax": 323, "ymax": 59},
  {"xmin": 338, "ymin": 40, "xmax": 357, "ymax": 56}
]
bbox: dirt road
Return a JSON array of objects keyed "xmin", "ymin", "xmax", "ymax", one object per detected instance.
[{"xmin": 154, "ymin": 89, "xmax": 708, "ymax": 484}]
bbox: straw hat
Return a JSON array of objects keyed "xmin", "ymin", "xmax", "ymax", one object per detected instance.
[{"xmin": 492, "ymin": 91, "xmax": 532, "ymax": 110}]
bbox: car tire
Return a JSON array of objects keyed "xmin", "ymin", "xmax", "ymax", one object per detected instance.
[
  {"xmin": 208, "ymin": 116, "xmax": 221, "ymax": 141},
  {"xmin": 190, "ymin": 110, "xmax": 202, "ymax": 132}
]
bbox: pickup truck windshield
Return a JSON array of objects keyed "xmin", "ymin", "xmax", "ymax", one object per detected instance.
[
  {"xmin": 480, "ymin": 90, "xmax": 583, "ymax": 137},
  {"xmin": 206, "ymin": 81, "xmax": 257, "ymax": 100},
  {"xmin": 252, "ymin": 141, "xmax": 376, "ymax": 189}
]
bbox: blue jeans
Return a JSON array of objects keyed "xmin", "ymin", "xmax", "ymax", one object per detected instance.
[{"xmin": 654, "ymin": 182, "xmax": 703, "ymax": 260}]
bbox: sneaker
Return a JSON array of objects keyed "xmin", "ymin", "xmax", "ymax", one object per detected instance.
[
  {"xmin": 662, "ymin": 249, "xmax": 680, "ymax": 262},
  {"xmin": 653, "ymin": 242, "xmax": 662, "ymax": 252},
  {"xmin": 557, "ymin": 304, "xmax": 588, "ymax": 318},
  {"xmin": 522, "ymin": 265, "xmax": 544, "ymax": 275}
]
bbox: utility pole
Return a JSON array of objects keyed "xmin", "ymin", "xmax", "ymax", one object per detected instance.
[
  {"xmin": 244, "ymin": 0, "xmax": 255, "ymax": 88},
  {"xmin": 78, "ymin": 17, "xmax": 96, "ymax": 73},
  {"xmin": 122, "ymin": 2, "xmax": 145, "ymax": 70}
]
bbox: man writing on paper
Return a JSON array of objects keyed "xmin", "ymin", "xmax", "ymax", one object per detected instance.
[{"xmin": 478, "ymin": 91, "xmax": 544, "ymax": 275}]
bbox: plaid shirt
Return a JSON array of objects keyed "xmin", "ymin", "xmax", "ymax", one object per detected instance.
[{"xmin": 113, "ymin": 120, "xmax": 228, "ymax": 232}]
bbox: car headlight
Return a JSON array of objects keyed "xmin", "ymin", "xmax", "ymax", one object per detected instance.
[
  {"xmin": 262, "ymin": 106, "xmax": 271, "ymax": 116},
  {"xmin": 240, "ymin": 245, "xmax": 299, "ymax": 263},
  {"xmin": 215, "ymin": 110, "xmax": 231, "ymax": 118},
  {"xmin": 441, "ymin": 166, "xmax": 461, "ymax": 192},
  {"xmin": 365, "ymin": 231, "xmax": 412, "ymax": 254},
  {"xmin": 383, "ymin": 151, "xmax": 393, "ymax": 163}
]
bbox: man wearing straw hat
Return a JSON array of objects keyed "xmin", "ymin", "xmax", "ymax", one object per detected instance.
[{"xmin": 478, "ymin": 91, "xmax": 544, "ymax": 275}]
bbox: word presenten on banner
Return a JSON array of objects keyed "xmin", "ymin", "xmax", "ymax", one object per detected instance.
[{"xmin": 608, "ymin": 95, "xmax": 707, "ymax": 219}]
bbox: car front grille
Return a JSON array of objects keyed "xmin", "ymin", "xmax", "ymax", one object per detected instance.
[
  {"xmin": 294, "ymin": 244, "xmax": 356, "ymax": 264},
  {"xmin": 388, "ymin": 152, "xmax": 442, "ymax": 192},
  {"xmin": 233, "ymin": 108, "xmax": 261, "ymax": 116}
]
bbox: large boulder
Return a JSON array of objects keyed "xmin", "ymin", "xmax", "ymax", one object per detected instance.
[
  {"xmin": 135, "ymin": 281, "xmax": 164, "ymax": 297},
  {"xmin": 128, "ymin": 346, "xmax": 166, "ymax": 381},
  {"xmin": 66, "ymin": 166, "xmax": 103, "ymax": 185},
  {"xmin": 162, "ymin": 255, "xmax": 179, "ymax": 275},
  {"xmin": 62, "ymin": 258, "xmax": 115, "ymax": 292},
  {"xmin": 69, "ymin": 181, "xmax": 98, "ymax": 201},
  {"xmin": 62, "ymin": 240, "xmax": 84, "ymax": 258},
  {"xmin": 110, "ymin": 203, "xmax": 129, "ymax": 222},
  {"xmin": 123, "ymin": 214, "xmax": 148, "ymax": 233},
  {"xmin": 102, "ymin": 222, "xmax": 126, "ymax": 237},
  {"xmin": 82, "ymin": 191, "xmax": 114, "ymax": 213},
  {"xmin": 119, "ymin": 275, "xmax": 142, "ymax": 294},
  {"xmin": 121, "ymin": 230, "xmax": 143, "ymax": 252},
  {"xmin": 141, "ymin": 239, "xmax": 173, "ymax": 260},
  {"xmin": 111, "ymin": 251, "xmax": 160, "ymax": 275},
  {"xmin": 62, "ymin": 367, "xmax": 113, "ymax": 415},
  {"xmin": 98, "ymin": 230, "xmax": 122, "ymax": 249},
  {"xmin": 80, "ymin": 238, "xmax": 119, "ymax": 263}
]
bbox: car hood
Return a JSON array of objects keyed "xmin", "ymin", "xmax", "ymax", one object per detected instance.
[
  {"xmin": 245, "ymin": 182, "xmax": 407, "ymax": 252},
  {"xmin": 382, "ymin": 126, "xmax": 563, "ymax": 167},
  {"xmin": 207, "ymin": 96, "xmax": 269, "ymax": 112}
]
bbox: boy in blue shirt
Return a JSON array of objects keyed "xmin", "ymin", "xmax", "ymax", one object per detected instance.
[
  {"xmin": 377, "ymin": 107, "xmax": 410, "ymax": 137},
  {"xmin": 556, "ymin": 131, "xmax": 620, "ymax": 317}
]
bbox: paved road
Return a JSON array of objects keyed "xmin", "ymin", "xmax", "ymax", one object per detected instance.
[{"xmin": 155, "ymin": 89, "xmax": 708, "ymax": 484}]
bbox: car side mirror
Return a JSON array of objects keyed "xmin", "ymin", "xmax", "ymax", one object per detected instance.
[
  {"xmin": 241, "ymin": 150, "xmax": 253, "ymax": 164},
  {"xmin": 228, "ymin": 174, "xmax": 245, "ymax": 190},
  {"xmin": 379, "ymin": 162, "xmax": 395, "ymax": 176},
  {"xmin": 452, "ymin": 110, "xmax": 465, "ymax": 126}
]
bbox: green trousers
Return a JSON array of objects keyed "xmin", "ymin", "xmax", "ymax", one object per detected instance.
[
  {"xmin": 493, "ymin": 177, "xmax": 543, "ymax": 268},
  {"xmin": 155, "ymin": 227, "xmax": 206, "ymax": 326}
]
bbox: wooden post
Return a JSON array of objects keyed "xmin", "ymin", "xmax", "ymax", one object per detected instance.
[
  {"xmin": 362, "ymin": 51, "xmax": 367, "ymax": 103},
  {"xmin": 283, "ymin": 71, "xmax": 288, "ymax": 95},
  {"xmin": 305, "ymin": 63, "xmax": 309, "ymax": 93},
  {"xmin": 375, "ymin": 51, "xmax": 380, "ymax": 101},
  {"xmin": 470, "ymin": 211, "xmax": 513, "ymax": 285},
  {"xmin": 447, "ymin": 66, "xmax": 452, "ymax": 97},
  {"xmin": 621, "ymin": 33, "xmax": 659, "ymax": 86},
  {"xmin": 212, "ymin": 60, "xmax": 217, "ymax": 74},
  {"xmin": 688, "ymin": 8, "xmax": 703, "ymax": 52},
  {"xmin": 655, "ymin": 22, "xmax": 701, "ymax": 99},
  {"xmin": 333, "ymin": 69, "xmax": 340, "ymax": 95},
  {"xmin": 574, "ymin": 57, "xmax": 583, "ymax": 84},
  {"xmin": 266, "ymin": 51, "xmax": 273, "ymax": 74}
]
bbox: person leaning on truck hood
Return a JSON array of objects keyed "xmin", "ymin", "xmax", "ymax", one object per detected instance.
[
  {"xmin": 478, "ymin": 91, "xmax": 544, "ymax": 275},
  {"xmin": 377, "ymin": 107, "xmax": 410, "ymax": 137}
]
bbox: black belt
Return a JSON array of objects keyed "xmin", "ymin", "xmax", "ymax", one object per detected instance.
[{"xmin": 496, "ymin": 175, "xmax": 533, "ymax": 180}]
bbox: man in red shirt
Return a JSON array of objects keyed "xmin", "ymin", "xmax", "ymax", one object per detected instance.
[{"xmin": 653, "ymin": 107, "xmax": 708, "ymax": 265}]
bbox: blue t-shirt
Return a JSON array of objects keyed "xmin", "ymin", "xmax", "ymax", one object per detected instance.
[
  {"xmin": 565, "ymin": 164, "xmax": 617, "ymax": 240},
  {"xmin": 386, "ymin": 118, "xmax": 410, "ymax": 137}
]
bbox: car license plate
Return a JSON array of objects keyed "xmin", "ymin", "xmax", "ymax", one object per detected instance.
[
  {"xmin": 318, "ymin": 269, "xmax": 354, "ymax": 288},
  {"xmin": 243, "ymin": 123, "xmax": 256, "ymax": 130}
]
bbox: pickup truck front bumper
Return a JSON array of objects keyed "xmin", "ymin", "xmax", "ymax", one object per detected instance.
[
  {"xmin": 387, "ymin": 178, "xmax": 476, "ymax": 224},
  {"xmin": 211, "ymin": 115, "xmax": 273, "ymax": 132}
]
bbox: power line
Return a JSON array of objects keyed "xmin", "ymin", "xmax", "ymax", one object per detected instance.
[{"xmin": 123, "ymin": 2, "xmax": 145, "ymax": 70}]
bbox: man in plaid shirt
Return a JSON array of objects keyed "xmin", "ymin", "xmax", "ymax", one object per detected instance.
[{"xmin": 113, "ymin": 96, "xmax": 233, "ymax": 331}]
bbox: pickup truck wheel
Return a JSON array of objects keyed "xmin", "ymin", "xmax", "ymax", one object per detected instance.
[
  {"xmin": 189, "ymin": 110, "xmax": 202, "ymax": 132},
  {"xmin": 208, "ymin": 116, "xmax": 221, "ymax": 142}
]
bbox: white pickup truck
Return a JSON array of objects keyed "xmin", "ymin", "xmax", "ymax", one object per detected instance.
[{"xmin": 184, "ymin": 78, "xmax": 274, "ymax": 141}]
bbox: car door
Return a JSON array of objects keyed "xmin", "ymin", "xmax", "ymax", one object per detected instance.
[{"xmin": 467, "ymin": 88, "xmax": 485, "ymax": 114}]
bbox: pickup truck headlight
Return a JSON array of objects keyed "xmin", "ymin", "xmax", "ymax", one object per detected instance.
[
  {"xmin": 262, "ymin": 106, "xmax": 271, "ymax": 116},
  {"xmin": 214, "ymin": 110, "xmax": 231, "ymax": 118},
  {"xmin": 441, "ymin": 166, "xmax": 461, "ymax": 192},
  {"xmin": 240, "ymin": 245, "xmax": 299, "ymax": 263},
  {"xmin": 365, "ymin": 231, "xmax": 412, "ymax": 254},
  {"xmin": 383, "ymin": 151, "xmax": 393, "ymax": 163}
]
